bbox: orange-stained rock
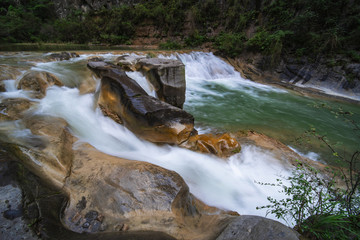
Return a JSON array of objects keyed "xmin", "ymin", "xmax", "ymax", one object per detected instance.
[
  {"xmin": 60, "ymin": 143, "xmax": 234, "ymax": 239},
  {"xmin": 184, "ymin": 133, "xmax": 241, "ymax": 157},
  {"xmin": 17, "ymin": 71, "xmax": 63, "ymax": 98}
]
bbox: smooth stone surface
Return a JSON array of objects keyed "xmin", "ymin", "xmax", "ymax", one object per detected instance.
[
  {"xmin": 17, "ymin": 71, "xmax": 63, "ymax": 98},
  {"xmin": 88, "ymin": 61, "xmax": 194, "ymax": 144},
  {"xmin": 48, "ymin": 52, "xmax": 79, "ymax": 61},
  {"xmin": 136, "ymin": 58, "xmax": 186, "ymax": 108},
  {"xmin": 216, "ymin": 215, "xmax": 300, "ymax": 240}
]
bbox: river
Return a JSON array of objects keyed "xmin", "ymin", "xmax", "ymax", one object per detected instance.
[{"xmin": 0, "ymin": 51, "xmax": 359, "ymax": 225}]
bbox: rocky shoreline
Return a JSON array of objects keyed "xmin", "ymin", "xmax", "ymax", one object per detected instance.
[
  {"xmin": 225, "ymin": 52, "xmax": 360, "ymax": 105},
  {"xmin": 2, "ymin": 50, "xmax": 353, "ymax": 239}
]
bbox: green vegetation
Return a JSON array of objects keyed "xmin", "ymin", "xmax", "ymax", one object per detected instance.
[
  {"xmin": 258, "ymin": 107, "xmax": 360, "ymax": 239},
  {"xmin": 159, "ymin": 40, "xmax": 183, "ymax": 50},
  {"xmin": 214, "ymin": 33, "xmax": 246, "ymax": 57},
  {"xmin": 0, "ymin": 0, "xmax": 359, "ymax": 58}
]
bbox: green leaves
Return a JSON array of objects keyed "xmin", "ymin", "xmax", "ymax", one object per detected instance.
[{"xmin": 257, "ymin": 160, "xmax": 360, "ymax": 239}]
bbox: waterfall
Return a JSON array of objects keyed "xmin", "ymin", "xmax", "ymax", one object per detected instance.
[
  {"xmin": 25, "ymin": 52, "xmax": 296, "ymax": 223},
  {"xmin": 5, "ymin": 51, "xmax": 358, "ymax": 226},
  {"xmin": 35, "ymin": 85, "xmax": 291, "ymax": 222}
]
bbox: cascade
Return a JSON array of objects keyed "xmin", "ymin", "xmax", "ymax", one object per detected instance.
[{"xmin": 1, "ymin": 51, "xmax": 359, "ymax": 226}]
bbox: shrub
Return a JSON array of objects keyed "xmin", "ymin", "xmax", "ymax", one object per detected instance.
[
  {"xmin": 257, "ymin": 106, "xmax": 360, "ymax": 239},
  {"xmin": 184, "ymin": 32, "xmax": 207, "ymax": 47},
  {"xmin": 214, "ymin": 32, "xmax": 247, "ymax": 57},
  {"xmin": 159, "ymin": 40, "xmax": 182, "ymax": 50}
]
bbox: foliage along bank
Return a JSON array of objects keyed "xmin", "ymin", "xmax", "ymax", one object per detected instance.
[{"xmin": 1, "ymin": 0, "xmax": 359, "ymax": 61}]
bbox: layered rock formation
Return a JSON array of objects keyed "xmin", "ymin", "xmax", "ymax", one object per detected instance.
[
  {"xmin": 228, "ymin": 54, "xmax": 360, "ymax": 101},
  {"xmin": 87, "ymin": 61, "xmax": 194, "ymax": 144},
  {"xmin": 135, "ymin": 58, "xmax": 186, "ymax": 108}
]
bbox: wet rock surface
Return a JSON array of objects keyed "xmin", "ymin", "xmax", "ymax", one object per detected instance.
[
  {"xmin": 61, "ymin": 144, "xmax": 232, "ymax": 239},
  {"xmin": 136, "ymin": 58, "xmax": 186, "ymax": 108},
  {"xmin": 0, "ymin": 64, "xmax": 22, "ymax": 81},
  {"xmin": 228, "ymin": 54, "xmax": 360, "ymax": 102},
  {"xmin": 88, "ymin": 61, "xmax": 194, "ymax": 144},
  {"xmin": 48, "ymin": 52, "xmax": 79, "ymax": 61},
  {"xmin": 116, "ymin": 54, "xmax": 145, "ymax": 71},
  {"xmin": 0, "ymin": 159, "xmax": 39, "ymax": 240},
  {"xmin": 183, "ymin": 133, "xmax": 241, "ymax": 157},
  {"xmin": 17, "ymin": 71, "xmax": 63, "ymax": 98},
  {"xmin": 0, "ymin": 98, "xmax": 35, "ymax": 121},
  {"xmin": 216, "ymin": 215, "xmax": 299, "ymax": 240}
]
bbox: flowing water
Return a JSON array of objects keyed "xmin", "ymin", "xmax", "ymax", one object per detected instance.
[{"xmin": 1, "ymin": 51, "xmax": 359, "ymax": 225}]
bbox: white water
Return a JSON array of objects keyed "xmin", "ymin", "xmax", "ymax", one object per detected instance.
[
  {"xmin": 126, "ymin": 71, "xmax": 157, "ymax": 97},
  {"xmin": 35, "ymin": 86, "xmax": 291, "ymax": 221},
  {"xmin": 1, "ymin": 51, "xmax": 297, "ymax": 224},
  {"xmin": 288, "ymin": 146, "xmax": 321, "ymax": 162}
]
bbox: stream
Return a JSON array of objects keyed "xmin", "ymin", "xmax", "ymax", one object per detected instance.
[{"xmin": 0, "ymin": 51, "xmax": 359, "ymax": 225}]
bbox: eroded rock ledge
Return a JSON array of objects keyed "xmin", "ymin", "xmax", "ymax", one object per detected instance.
[
  {"xmin": 87, "ymin": 61, "xmax": 194, "ymax": 145},
  {"xmin": 227, "ymin": 53, "xmax": 360, "ymax": 102}
]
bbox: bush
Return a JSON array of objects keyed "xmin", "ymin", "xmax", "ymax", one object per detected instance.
[
  {"xmin": 184, "ymin": 32, "xmax": 207, "ymax": 47},
  {"xmin": 257, "ymin": 106, "xmax": 360, "ymax": 239},
  {"xmin": 159, "ymin": 40, "xmax": 182, "ymax": 50},
  {"xmin": 214, "ymin": 32, "xmax": 247, "ymax": 57}
]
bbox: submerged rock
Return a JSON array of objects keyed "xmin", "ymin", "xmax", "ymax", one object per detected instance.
[
  {"xmin": 17, "ymin": 71, "xmax": 63, "ymax": 98},
  {"xmin": 88, "ymin": 61, "xmax": 194, "ymax": 145},
  {"xmin": 136, "ymin": 58, "xmax": 186, "ymax": 108},
  {"xmin": 216, "ymin": 215, "xmax": 299, "ymax": 240}
]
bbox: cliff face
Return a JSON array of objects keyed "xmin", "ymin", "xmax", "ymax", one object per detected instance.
[{"xmin": 52, "ymin": 0, "xmax": 140, "ymax": 18}]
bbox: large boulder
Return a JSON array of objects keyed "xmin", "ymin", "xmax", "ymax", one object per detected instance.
[
  {"xmin": 216, "ymin": 215, "xmax": 299, "ymax": 240},
  {"xmin": 88, "ymin": 61, "xmax": 194, "ymax": 145},
  {"xmin": 62, "ymin": 144, "xmax": 233, "ymax": 239},
  {"xmin": 17, "ymin": 71, "xmax": 63, "ymax": 98},
  {"xmin": 136, "ymin": 58, "xmax": 186, "ymax": 109},
  {"xmin": 1, "ymin": 115, "xmax": 74, "ymax": 189}
]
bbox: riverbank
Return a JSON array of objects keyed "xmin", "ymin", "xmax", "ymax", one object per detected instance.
[{"xmin": 225, "ymin": 52, "xmax": 360, "ymax": 104}]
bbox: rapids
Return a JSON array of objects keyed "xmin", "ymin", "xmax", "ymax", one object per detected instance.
[{"xmin": 1, "ymin": 51, "xmax": 359, "ymax": 225}]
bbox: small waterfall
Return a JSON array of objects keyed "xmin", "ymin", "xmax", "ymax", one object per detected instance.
[
  {"xmin": 5, "ymin": 51, "xmax": 358, "ymax": 226},
  {"xmin": 35, "ymin": 86, "xmax": 291, "ymax": 221},
  {"xmin": 126, "ymin": 71, "xmax": 157, "ymax": 98}
]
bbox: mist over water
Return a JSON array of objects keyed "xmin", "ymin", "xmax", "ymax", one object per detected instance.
[{"xmin": 1, "ymin": 51, "xmax": 359, "ymax": 225}]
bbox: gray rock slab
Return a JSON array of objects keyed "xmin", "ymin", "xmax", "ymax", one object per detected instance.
[{"xmin": 216, "ymin": 215, "xmax": 299, "ymax": 240}]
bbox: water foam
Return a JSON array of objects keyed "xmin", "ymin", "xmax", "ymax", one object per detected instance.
[{"xmin": 34, "ymin": 86, "xmax": 292, "ymax": 223}]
